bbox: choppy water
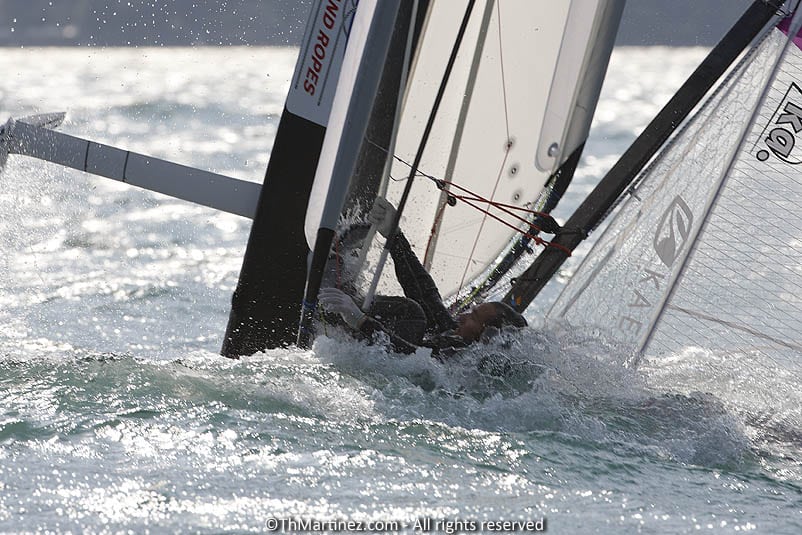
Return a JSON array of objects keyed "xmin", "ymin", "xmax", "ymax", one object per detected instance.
[{"xmin": 0, "ymin": 46, "xmax": 800, "ymax": 534}]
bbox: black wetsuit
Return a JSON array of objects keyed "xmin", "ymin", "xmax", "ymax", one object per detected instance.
[{"xmin": 356, "ymin": 231, "xmax": 466, "ymax": 356}]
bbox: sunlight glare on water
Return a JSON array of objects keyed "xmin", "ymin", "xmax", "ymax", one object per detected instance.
[{"xmin": 0, "ymin": 46, "xmax": 800, "ymax": 533}]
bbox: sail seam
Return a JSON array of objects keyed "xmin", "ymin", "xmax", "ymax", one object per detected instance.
[
  {"xmin": 496, "ymin": 0, "xmax": 511, "ymax": 140},
  {"xmin": 665, "ymin": 304, "xmax": 802, "ymax": 352}
]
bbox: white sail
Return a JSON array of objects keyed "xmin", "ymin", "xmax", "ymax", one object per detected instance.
[
  {"xmin": 375, "ymin": 0, "xmax": 623, "ymax": 301},
  {"xmin": 549, "ymin": 13, "xmax": 802, "ymax": 366}
]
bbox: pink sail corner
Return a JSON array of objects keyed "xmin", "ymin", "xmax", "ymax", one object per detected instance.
[{"xmin": 778, "ymin": 12, "xmax": 802, "ymax": 50}]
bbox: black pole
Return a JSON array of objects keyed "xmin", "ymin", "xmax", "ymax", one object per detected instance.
[
  {"xmin": 503, "ymin": 0, "xmax": 783, "ymax": 313},
  {"xmin": 221, "ymin": 111, "xmax": 325, "ymax": 357}
]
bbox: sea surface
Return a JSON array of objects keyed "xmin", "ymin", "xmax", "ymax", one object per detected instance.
[{"xmin": 0, "ymin": 46, "xmax": 800, "ymax": 534}]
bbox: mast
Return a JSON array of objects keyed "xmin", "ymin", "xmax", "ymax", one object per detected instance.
[{"xmin": 503, "ymin": 0, "xmax": 783, "ymax": 313}]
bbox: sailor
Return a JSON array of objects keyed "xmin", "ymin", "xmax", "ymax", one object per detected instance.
[{"xmin": 319, "ymin": 197, "xmax": 527, "ymax": 357}]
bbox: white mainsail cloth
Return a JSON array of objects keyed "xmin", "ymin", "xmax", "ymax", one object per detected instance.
[
  {"xmin": 549, "ymin": 13, "xmax": 802, "ymax": 366},
  {"xmin": 371, "ymin": 0, "xmax": 623, "ymax": 300}
]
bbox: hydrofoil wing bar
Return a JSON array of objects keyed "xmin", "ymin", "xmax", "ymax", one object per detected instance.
[{"xmin": 1, "ymin": 115, "xmax": 261, "ymax": 219}]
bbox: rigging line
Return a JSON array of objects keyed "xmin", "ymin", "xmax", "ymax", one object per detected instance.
[
  {"xmin": 384, "ymin": 150, "xmax": 557, "ymax": 232},
  {"xmin": 441, "ymin": 180, "xmax": 551, "ymax": 216},
  {"xmin": 368, "ymin": 137, "xmax": 549, "ymax": 215},
  {"xmin": 369, "ymin": 137, "xmax": 561, "ymax": 235},
  {"xmin": 453, "ymin": 143, "xmax": 585, "ymax": 313},
  {"xmin": 363, "ymin": 0, "xmax": 477, "ymax": 309},
  {"xmin": 456, "ymin": 142, "xmax": 511, "ymax": 297},
  {"xmin": 424, "ymin": 0, "xmax": 497, "ymax": 270},
  {"xmin": 448, "ymin": 0, "xmax": 514, "ymax": 301},
  {"xmin": 457, "ymin": 195, "xmax": 573, "ymax": 256},
  {"xmin": 451, "ymin": 192, "xmax": 545, "ymax": 233},
  {"xmin": 457, "ymin": 196, "xmax": 542, "ymax": 243},
  {"xmin": 495, "ymin": 0, "xmax": 511, "ymax": 140},
  {"xmin": 388, "ymin": 153, "xmax": 555, "ymax": 234}
]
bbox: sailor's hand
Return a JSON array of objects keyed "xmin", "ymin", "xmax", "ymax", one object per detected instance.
[
  {"xmin": 368, "ymin": 197, "xmax": 398, "ymax": 238},
  {"xmin": 318, "ymin": 287, "xmax": 366, "ymax": 328}
]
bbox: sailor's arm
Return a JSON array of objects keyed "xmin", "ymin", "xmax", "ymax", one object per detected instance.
[
  {"xmin": 318, "ymin": 287, "xmax": 419, "ymax": 354},
  {"xmin": 369, "ymin": 198, "xmax": 456, "ymax": 332}
]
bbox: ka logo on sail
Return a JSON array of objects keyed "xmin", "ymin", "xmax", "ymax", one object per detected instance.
[
  {"xmin": 756, "ymin": 82, "xmax": 802, "ymax": 164},
  {"xmin": 654, "ymin": 196, "xmax": 693, "ymax": 268}
]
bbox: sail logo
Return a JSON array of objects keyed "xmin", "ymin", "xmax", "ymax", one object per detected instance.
[
  {"xmin": 287, "ymin": 0, "xmax": 357, "ymax": 126},
  {"xmin": 616, "ymin": 197, "xmax": 691, "ymax": 340},
  {"xmin": 301, "ymin": 0, "xmax": 350, "ymax": 97},
  {"xmin": 756, "ymin": 82, "xmax": 802, "ymax": 164},
  {"xmin": 653, "ymin": 196, "xmax": 693, "ymax": 268}
]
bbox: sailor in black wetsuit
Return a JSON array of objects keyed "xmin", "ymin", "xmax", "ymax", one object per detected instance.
[{"xmin": 319, "ymin": 198, "xmax": 527, "ymax": 357}]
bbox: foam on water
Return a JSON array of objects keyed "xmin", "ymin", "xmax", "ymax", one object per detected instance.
[{"xmin": 314, "ymin": 326, "xmax": 751, "ymax": 467}]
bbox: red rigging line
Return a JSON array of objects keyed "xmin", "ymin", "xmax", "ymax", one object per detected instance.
[
  {"xmin": 453, "ymin": 194, "xmax": 573, "ymax": 256},
  {"xmin": 456, "ymin": 140, "xmax": 511, "ymax": 295},
  {"xmin": 453, "ymin": 0, "xmax": 512, "ymax": 298},
  {"xmin": 438, "ymin": 179, "xmax": 551, "ymax": 222},
  {"xmin": 367, "ymin": 143, "xmax": 571, "ymax": 258},
  {"xmin": 395, "ymin": 158, "xmax": 572, "ymax": 251}
]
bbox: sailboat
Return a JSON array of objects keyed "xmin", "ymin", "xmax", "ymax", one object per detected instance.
[{"xmin": 0, "ymin": 0, "xmax": 797, "ymax": 368}]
